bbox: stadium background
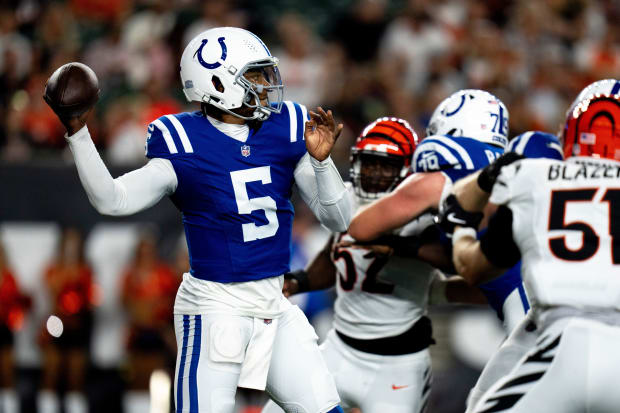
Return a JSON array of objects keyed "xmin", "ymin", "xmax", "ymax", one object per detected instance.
[{"xmin": 0, "ymin": 0, "xmax": 618, "ymax": 412}]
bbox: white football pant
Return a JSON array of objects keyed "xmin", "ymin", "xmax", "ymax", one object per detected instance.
[
  {"xmin": 466, "ymin": 312, "xmax": 538, "ymax": 412},
  {"xmin": 473, "ymin": 317, "xmax": 620, "ymax": 412},
  {"xmin": 174, "ymin": 305, "xmax": 340, "ymax": 413},
  {"xmin": 264, "ymin": 329, "xmax": 431, "ymax": 413}
]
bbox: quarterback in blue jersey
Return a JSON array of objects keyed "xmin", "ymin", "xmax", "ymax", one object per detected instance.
[{"xmin": 47, "ymin": 27, "xmax": 350, "ymax": 413}]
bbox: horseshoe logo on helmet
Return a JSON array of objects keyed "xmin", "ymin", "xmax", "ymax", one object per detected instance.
[{"xmin": 194, "ymin": 37, "xmax": 227, "ymax": 69}]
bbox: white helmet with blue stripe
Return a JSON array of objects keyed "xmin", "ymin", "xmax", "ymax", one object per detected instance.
[
  {"xmin": 426, "ymin": 89, "xmax": 509, "ymax": 148},
  {"xmin": 180, "ymin": 27, "xmax": 283, "ymax": 121}
]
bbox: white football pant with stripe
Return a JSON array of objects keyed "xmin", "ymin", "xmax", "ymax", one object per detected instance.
[
  {"xmin": 174, "ymin": 305, "xmax": 340, "ymax": 413},
  {"xmin": 466, "ymin": 312, "xmax": 537, "ymax": 412},
  {"xmin": 473, "ymin": 316, "xmax": 620, "ymax": 413},
  {"xmin": 263, "ymin": 329, "xmax": 432, "ymax": 413}
]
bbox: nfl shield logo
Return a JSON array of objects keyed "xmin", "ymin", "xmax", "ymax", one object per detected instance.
[{"xmin": 241, "ymin": 145, "xmax": 251, "ymax": 157}]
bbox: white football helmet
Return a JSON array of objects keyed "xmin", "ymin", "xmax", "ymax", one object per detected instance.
[
  {"xmin": 426, "ymin": 89, "xmax": 509, "ymax": 148},
  {"xmin": 180, "ymin": 27, "xmax": 284, "ymax": 121}
]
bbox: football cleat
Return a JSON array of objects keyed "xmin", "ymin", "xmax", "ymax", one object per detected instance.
[
  {"xmin": 180, "ymin": 27, "xmax": 283, "ymax": 121},
  {"xmin": 426, "ymin": 89, "xmax": 509, "ymax": 148},
  {"xmin": 350, "ymin": 117, "xmax": 418, "ymax": 200},
  {"xmin": 562, "ymin": 79, "xmax": 620, "ymax": 160}
]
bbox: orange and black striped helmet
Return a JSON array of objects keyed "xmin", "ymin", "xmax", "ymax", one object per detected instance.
[{"xmin": 350, "ymin": 117, "xmax": 419, "ymax": 200}]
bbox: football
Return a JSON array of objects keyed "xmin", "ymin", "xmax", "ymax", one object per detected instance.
[{"xmin": 43, "ymin": 62, "xmax": 99, "ymax": 119}]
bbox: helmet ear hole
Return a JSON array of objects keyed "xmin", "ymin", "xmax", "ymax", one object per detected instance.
[{"xmin": 212, "ymin": 76, "xmax": 225, "ymax": 93}]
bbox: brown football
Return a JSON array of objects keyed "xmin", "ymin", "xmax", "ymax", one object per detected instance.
[{"xmin": 43, "ymin": 62, "xmax": 99, "ymax": 118}]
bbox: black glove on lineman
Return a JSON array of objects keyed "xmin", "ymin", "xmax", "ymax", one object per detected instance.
[
  {"xmin": 435, "ymin": 194, "xmax": 484, "ymax": 234},
  {"xmin": 477, "ymin": 152, "xmax": 525, "ymax": 193}
]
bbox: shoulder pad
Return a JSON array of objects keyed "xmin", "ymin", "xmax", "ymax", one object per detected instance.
[
  {"xmin": 412, "ymin": 135, "xmax": 477, "ymax": 173},
  {"xmin": 508, "ymin": 131, "xmax": 563, "ymax": 161},
  {"xmin": 281, "ymin": 101, "xmax": 309, "ymax": 143}
]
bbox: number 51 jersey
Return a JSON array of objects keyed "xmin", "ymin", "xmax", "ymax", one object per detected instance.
[
  {"xmin": 490, "ymin": 157, "xmax": 620, "ymax": 310},
  {"xmin": 145, "ymin": 103, "xmax": 309, "ymax": 283}
]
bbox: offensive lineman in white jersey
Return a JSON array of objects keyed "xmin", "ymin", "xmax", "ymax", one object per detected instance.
[
  {"xmin": 439, "ymin": 78, "xmax": 620, "ymax": 412},
  {"xmin": 263, "ymin": 117, "xmax": 485, "ymax": 413}
]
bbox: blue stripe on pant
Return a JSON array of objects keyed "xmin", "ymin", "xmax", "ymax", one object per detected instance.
[
  {"xmin": 177, "ymin": 315, "xmax": 190, "ymax": 413},
  {"xmin": 189, "ymin": 315, "xmax": 202, "ymax": 413}
]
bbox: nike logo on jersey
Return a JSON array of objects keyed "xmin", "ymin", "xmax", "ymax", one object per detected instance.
[
  {"xmin": 391, "ymin": 384, "xmax": 410, "ymax": 390},
  {"xmin": 447, "ymin": 212, "xmax": 468, "ymax": 225}
]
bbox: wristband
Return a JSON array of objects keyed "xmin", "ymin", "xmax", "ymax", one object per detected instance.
[
  {"xmin": 452, "ymin": 227, "xmax": 477, "ymax": 245},
  {"xmin": 284, "ymin": 269, "xmax": 310, "ymax": 293}
]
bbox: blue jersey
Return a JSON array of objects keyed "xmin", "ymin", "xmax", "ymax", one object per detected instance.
[
  {"xmin": 507, "ymin": 131, "xmax": 563, "ymax": 160},
  {"xmin": 412, "ymin": 135, "xmax": 504, "ymax": 183},
  {"xmin": 145, "ymin": 101, "xmax": 309, "ymax": 283},
  {"xmin": 410, "ymin": 134, "xmax": 529, "ymax": 327},
  {"xmin": 478, "ymin": 251, "xmax": 530, "ymax": 321}
]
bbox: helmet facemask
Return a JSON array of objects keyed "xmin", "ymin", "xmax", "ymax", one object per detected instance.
[
  {"xmin": 232, "ymin": 59, "xmax": 283, "ymax": 121},
  {"xmin": 351, "ymin": 153, "xmax": 407, "ymax": 200}
]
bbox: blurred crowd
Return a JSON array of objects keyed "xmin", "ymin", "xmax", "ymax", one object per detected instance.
[
  {"xmin": 1, "ymin": 0, "xmax": 619, "ymax": 167},
  {"xmin": 0, "ymin": 227, "xmax": 186, "ymax": 412}
]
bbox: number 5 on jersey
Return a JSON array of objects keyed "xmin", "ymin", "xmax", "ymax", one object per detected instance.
[{"xmin": 230, "ymin": 166, "xmax": 279, "ymax": 242}]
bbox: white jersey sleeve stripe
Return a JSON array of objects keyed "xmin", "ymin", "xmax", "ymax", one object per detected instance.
[
  {"xmin": 165, "ymin": 115, "xmax": 193, "ymax": 153},
  {"xmin": 432, "ymin": 136, "xmax": 474, "ymax": 169},
  {"xmin": 299, "ymin": 104, "xmax": 308, "ymax": 141},
  {"xmin": 152, "ymin": 119, "xmax": 178, "ymax": 154},
  {"xmin": 413, "ymin": 140, "xmax": 462, "ymax": 170},
  {"xmin": 284, "ymin": 101, "xmax": 297, "ymax": 142},
  {"xmin": 548, "ymin": 142, "xmax": 563, "ymax": 156},
  {"xmin": 511, "ymin": 131, "xmax": 534, "ymax": 155}
]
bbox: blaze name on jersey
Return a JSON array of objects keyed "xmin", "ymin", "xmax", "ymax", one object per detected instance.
[
  {"xmin": 146, "ymin": 102, "xmax": 308, "ymax": 283},
  {"xmin": 548, "ymin": 160, "xmax": 620, "ymax": 181}
]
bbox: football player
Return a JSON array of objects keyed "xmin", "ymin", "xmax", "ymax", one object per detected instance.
[
  {"xmin": 347, "ymin": 89, "xmax": 508, "ymax": 243},
  {"xmin": 346, "ymin": 90, "xmax": 533, "ymax": 332},
  {"xmin": 440, "ymin": 79, "xmax": 620, "ymax": 412},
  {"xmin": 462, "ymin": 130, "xmax": 564, "ymax": 412},
  {"xmin": 263, "ymin": 117, "xmax": 445, "ymax": 413},
  {"xmin": 46, "ymin": 28, "xmax": 351, "ymax": 413}
]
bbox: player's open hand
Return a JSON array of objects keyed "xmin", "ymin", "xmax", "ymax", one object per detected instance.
[{"xmin": 304, "ymin": 107, "xmax": 343, "ymax": 162}]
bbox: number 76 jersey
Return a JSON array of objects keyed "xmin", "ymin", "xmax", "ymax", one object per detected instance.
[
  {"xmin": 490, "ymin": 157, "xmax": 620, "ymax": 310},
  {"xmin": 145, "ymin": 105, "xmax": 309, "ymax": 283}
]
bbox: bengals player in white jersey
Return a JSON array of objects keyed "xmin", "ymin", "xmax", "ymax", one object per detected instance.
[
  {"xmin": 438, "ymin": 79, "xmax": 620, "ymax": 413},
  {"xmin": 263, "ymin": 117, "xmax": 485, "ymax": 413}
]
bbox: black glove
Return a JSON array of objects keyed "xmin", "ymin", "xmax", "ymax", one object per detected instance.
[
  {"xmin": 477, "ymin": 152, "xmax": 525, "ymax": 193},
  {"xmin": 435, "ymin": 194, "xmax": 483, "ymax": 234},
  {"xmin": 284, "ymin": 269, "xmax": 310, "ymax": 293}
]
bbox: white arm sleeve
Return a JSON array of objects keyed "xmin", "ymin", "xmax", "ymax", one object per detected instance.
[
  {"xmin": 294, "ymin": 153, "xmax": 351, "ymax": 232},
  {"xmin": 66, "ymin": 126, "xmax": 178, "ymax": 216}
]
